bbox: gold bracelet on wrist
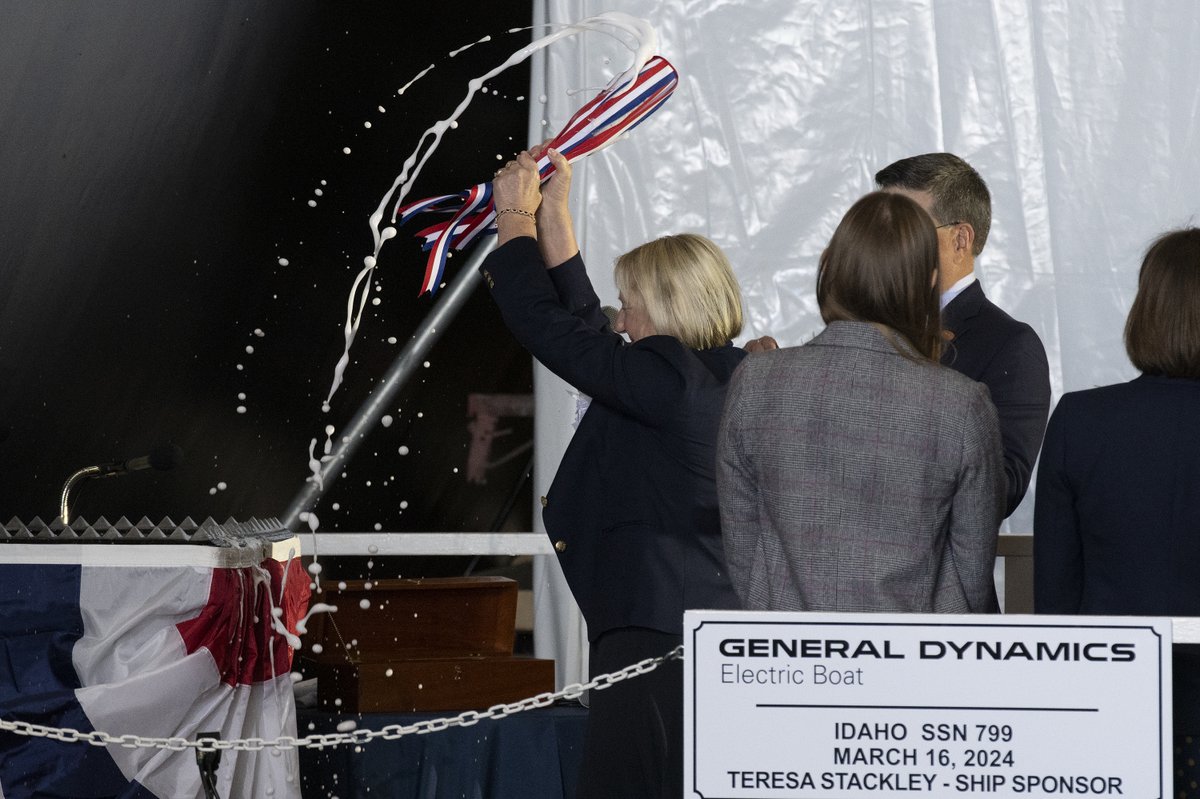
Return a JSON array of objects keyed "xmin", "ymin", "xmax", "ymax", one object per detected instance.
[{"xmin": 495, "ymin": 208, "xmax": 536, "ymax": 220}]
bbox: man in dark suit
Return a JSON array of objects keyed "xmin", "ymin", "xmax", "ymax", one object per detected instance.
[{"xmin": 876, "ymin": 153, "xmax": 1050, "ymax": 516}]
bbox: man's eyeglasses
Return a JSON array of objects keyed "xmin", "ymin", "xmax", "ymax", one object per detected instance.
[{"xmin": 935, "ymin": 221, "xmax": 962, "ymax": 229}]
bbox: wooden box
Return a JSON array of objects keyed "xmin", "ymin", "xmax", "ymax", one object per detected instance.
[{"xmin": 303, "ymin": 576, "xmax": 555, "ymax": 712}]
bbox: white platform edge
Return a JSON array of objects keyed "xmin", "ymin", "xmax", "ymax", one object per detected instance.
[
  {"xmin": 296, "ymin": 531, "xmax": 553, "ymax": 557},
  {"xmin": 0, "ymin": 536, "xmax": 302, "ymax": 568},
  {"xmin": 1175, "ymin": 618, "xmax": 1200, "ymax": 645}
]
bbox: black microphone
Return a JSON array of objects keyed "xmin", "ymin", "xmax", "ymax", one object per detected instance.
[
  {"xmin": 601, "ymin": 305, "xmax": 619, "ymax": 328},
  {"xmin": 94, "ymin": 443, "xmax": 184, "ymax": 476}
]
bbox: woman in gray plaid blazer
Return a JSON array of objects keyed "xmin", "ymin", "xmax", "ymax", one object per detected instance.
[{"xmin": 717, "ymin": 191, "xmax": 1005, "ymax": 613}]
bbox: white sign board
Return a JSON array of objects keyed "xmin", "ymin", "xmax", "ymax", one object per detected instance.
[{"xmin": 684, "ymin": 611, "xmax": 1171, "ymax": 798}]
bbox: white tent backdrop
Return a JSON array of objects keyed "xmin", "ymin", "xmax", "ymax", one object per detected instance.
[{"xmin": 528, "ymin": 0, "xmax": 1200, "ymax": 685}]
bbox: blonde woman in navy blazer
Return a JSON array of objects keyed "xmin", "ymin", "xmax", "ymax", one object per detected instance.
[
  {"xmin": 1035, "ymin": 227, "xmax": 1200, "ymax": 796},
  {"xmin": 484, "ymin": 146, "xmax": 746, "ymax": 799}
]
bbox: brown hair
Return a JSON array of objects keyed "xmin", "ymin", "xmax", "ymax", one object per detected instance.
[
  {"xmin": 614, "ymin": 233, "xmax": 744, "ymax": 350},
  {"xmin": 1124, "ymin": 227, "xmax": 1200, "ymax": 379},
  {"xmin": 817, "ymin": 192, "xmax": 942, "ymax": 360},
  {"xmin": 875, "ymin": 153, "xmax": 992, "ymax": 256}
]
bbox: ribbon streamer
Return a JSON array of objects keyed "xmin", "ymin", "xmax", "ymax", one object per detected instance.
[{"xmin": 396, "ymin": 55, "xmax": 679, "ymax": 295}]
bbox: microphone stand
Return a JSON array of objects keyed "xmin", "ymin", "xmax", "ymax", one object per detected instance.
[{"xmin": 59, "ymin": 465, "xmax": 107, "ymax": 525}]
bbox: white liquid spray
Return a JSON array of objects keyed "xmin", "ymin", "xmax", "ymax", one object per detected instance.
[{"xmin": 299, "ymin": 12, "xmax": 660, "ymax": 615}]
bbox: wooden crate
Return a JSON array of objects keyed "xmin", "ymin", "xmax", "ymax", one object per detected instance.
[
  {"xmin": 303, "ymin": 576, "xmax": 555, "ymax": 712},
  {"xmin": 311, "ymin": 657, "xmax": 555, "ymax": 713}
]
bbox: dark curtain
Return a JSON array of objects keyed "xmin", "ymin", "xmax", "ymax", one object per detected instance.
[{"xmin": 0, "ymin": 1, "xmax": 535, "ymax": 535}]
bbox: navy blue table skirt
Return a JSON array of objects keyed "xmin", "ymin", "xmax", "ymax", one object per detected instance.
[{"xmin": 298, "ymin": 704, "xmax": 588, "ymax": 799}]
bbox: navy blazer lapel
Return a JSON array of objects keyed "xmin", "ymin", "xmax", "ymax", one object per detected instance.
[{"xmin": 942, "ymin": 279, "xmax": 986, "ymax": 338}]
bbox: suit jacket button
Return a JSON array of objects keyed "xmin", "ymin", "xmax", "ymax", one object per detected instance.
[
  {"xmin": 554, "ymin": 540, "xmax": 567, "ymax": 552},
  {"xmin": 540, "ymin": 495, "xmax": 549, "ymax": 508},
  {"xmin": 482, "ymin": 269, "xmax": 495, "ymax": 289}
]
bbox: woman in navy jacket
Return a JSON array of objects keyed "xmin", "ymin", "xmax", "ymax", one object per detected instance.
[
  {"xmin": 483, "ymin": 146, "xmax": 746, "ymax": 799},
  {"xmin": 1035, "ymin": 227, "xmax": 1200, "ymax": 795}
]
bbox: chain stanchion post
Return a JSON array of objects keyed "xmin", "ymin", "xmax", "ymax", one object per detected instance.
[{"xmin": 196, "ymin": 731, "xmax": 223, "ymax": 799}]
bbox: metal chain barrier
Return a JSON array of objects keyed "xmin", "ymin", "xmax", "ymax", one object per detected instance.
[{"xmin": 0, "ymin": 645, "xmax": 684, "ymax": 754}]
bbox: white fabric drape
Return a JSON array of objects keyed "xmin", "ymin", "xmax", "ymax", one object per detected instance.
[{"xmin": 530, "ymin": 0, "xmax": 1200, "ymax": 684}]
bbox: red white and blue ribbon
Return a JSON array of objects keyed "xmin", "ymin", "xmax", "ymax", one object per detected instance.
[{"xmin": 397, "ymin": 55, "xmax": 679, "ymax": 294}]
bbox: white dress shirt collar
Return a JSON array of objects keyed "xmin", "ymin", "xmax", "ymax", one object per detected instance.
[{"xmin": 940, "ymin": 272, "xmax": 977, "ymax": 311}]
